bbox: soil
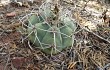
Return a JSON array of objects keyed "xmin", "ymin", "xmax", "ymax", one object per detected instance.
[{"xmin": 0, "ymin": 0, "xmax": 110, "ymax": 70}]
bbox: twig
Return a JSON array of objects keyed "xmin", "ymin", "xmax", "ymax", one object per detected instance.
[
  {"xmin": 89, "ymin": 57, "xmax": 103, "ymax": 70},
  {"xmin": 28, "ymin": 40, "xmax": 34, "ymax": 50},
  {"xmin": 103, "ymin": 63, "xmax": 110, "ymax": 69},
  {"xmin": 62, "ymin": 0, "xmax": 74, "ymax": 5},
  {"xmin": 0, "ymin": 23, "xmax": 22, "ymax": 30},
  {"xmin": 74, "ymin": 9, "xmax": 110, "ymax": 44},
  {"xmin": 84, "ymin": 28, "xmax": 110, "ymax": 44},
  {"xmin": 4, "ymin": 54, "xmax": 10, "ymax": 70}
]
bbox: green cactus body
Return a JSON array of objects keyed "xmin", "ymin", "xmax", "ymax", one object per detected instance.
[
  {"xmin": 41, "ymin": 26, "xmax": 63, "ymax": 54},
  {"xmin": 60, "ymin": 26, "xmax": 73, "ymax": 47},
  {"xmin": 27, "ymin": 4, "xmax": 77, "ymax": 54},
  {"xmin": 60, "ymin": 16, "xmax": 76, "ymax": 48},
  {"xmin": 28, "ymin": 23, "xmax": 50, "ymax": 46}
]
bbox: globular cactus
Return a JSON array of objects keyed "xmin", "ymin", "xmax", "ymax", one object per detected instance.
[{"xmin": 27, "ymin": 2, "xmax": 77, "ymax": 54}]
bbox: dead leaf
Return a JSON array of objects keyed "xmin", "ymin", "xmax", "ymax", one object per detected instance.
[
  {"xmin": 6, "ymin": 11, "xmax": 16, "ymax": 17},
  {"xmin": 11, "ymin": 57, "xmax": 26, "ymax": 68},
  {"xmin": 0, "ymin": 65, "xmax": 4, "ymax": 70},
  {"xmin": 0, "ymin": 64, "xmax": 9, "ymax": 70}
]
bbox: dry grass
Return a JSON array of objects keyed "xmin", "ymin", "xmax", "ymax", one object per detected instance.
[{"xmin": 0, "ymin": 0, "xmax": 110, "ymax": 70}]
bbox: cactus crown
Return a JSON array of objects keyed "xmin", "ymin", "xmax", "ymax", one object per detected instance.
[{"xmin": 27, "ymin": 2, "xmax": 77, "ymax": 54}]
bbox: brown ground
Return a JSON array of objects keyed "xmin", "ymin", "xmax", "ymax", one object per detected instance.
[{"xmin": 0, "ymin": 0, "xmax": 110, "ymax": 70}]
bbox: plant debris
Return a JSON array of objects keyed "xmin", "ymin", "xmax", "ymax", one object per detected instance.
[{"xmin": 0, "ymin": 0, "xmax": 110, "ymax": 70}]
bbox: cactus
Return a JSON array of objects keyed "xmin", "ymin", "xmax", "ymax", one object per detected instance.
[{"xmin": 27, "ymin": 2, "xmax": 77, "ymax": 54}]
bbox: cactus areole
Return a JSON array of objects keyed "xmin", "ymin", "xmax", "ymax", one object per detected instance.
[{"xmin": 27, "ymin": 2, "xmax": 77, "ymax": 54}]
